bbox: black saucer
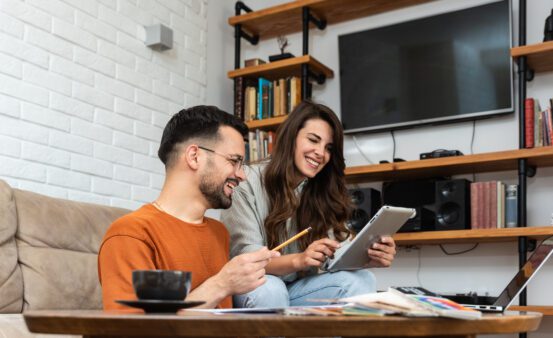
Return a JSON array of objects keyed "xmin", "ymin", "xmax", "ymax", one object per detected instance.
[{"xmin": 116, "ymin": 299, "xmax": 205, "ymax": 313}]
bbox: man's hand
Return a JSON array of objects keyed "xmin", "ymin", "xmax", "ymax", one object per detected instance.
[
  {"xmin": 294, "ymin": 238, "xmax": 340, "ymax": 270},
  {"xmin": 367, "ymin": 236, "xmax": 396, "ymax": 268},
  {"xmin": 216, "ymin": 247, "xmax": 280, "ymax": 296}
]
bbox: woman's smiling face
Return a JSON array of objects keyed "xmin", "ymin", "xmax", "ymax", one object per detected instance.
[{"xmin": 293, "ymin": 118, "xmax": 334, "ymax": 181}]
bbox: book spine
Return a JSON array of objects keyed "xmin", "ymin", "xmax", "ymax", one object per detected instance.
[
  {"xmin": 489, "ymin": 181, "xmax": 498, "ymax": 228},
  {"xmin": 525, "ymin": 98, "xmax": 534, "ymax": 148},
  {"xmin": 470, "ymin": 182, "xmax": 479, "ymax": 229},
  {"xmin": 234, "ymin": 77, "xmax": 244, "ymax": 121},
  {"xmin": 505, "ymin": 184, "xmax": 518, "ymax": 228}
]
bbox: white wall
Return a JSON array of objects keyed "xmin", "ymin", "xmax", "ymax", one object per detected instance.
[
  {"xmin": 0, "ymin": 0, "xmax": 207, "ymax": 209},
  {"xmin": 207, "ymin": 0, "xmax": 553, "ymax": 336}
]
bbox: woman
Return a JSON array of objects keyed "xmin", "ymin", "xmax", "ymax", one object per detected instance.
[{"xmin": 221, "ymin": 101, "xmax": 396, "ymax": 308}]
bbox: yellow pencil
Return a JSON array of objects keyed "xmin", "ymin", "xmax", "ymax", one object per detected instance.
[{"xmin": 271, "ymin": 227, "xmax": 312, "ymax": 251}]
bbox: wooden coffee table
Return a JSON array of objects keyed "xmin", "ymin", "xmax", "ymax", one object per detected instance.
[{"xmin": 24, "ymin": 309, "xmax": 542, "ymax": 338}]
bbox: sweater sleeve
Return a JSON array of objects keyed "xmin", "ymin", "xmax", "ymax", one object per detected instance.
[
  {"xmin": 98, "ymin": 235, "xmax": 156, "ymax": 311},
  {"xmin": 221, "ymin": 166, "xmax": 268, "ymax": 258}
]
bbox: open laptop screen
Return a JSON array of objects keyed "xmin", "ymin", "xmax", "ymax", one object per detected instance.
[{"xmin": 494, "ymin": 236, "xmax": 553, "ymax": 307}]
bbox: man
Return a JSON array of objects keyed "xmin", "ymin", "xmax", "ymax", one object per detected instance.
[{"xmin": 98, "ymin": 106, "xmax": 279, "ymax": 310}]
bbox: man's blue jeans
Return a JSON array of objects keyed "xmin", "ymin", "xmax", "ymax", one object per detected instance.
[{"xmin": 234, "ymin": 269, "xmax": 376, "ymax": 308}]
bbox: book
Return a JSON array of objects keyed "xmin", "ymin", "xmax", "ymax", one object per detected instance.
[
  {"xmin": 505, "ymin": 184, "xmax": 518, "ymax": 228},
  {"xmin": 234, "ymin": 77, "xmax": 257, "ymax": 121},
  {"xmin": 525, "ymin": 98, "xmax": 534, "ymax": 148},
  {"xmin": 337, "ymin": 287, "xmax": 482, "ymax": 320},
  {"xmin": 257, "ymin": 78, "xmax": 271, "ymax": 120}
]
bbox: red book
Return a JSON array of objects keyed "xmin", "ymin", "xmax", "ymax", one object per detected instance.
[
  {"xmin": 470, "ymin": 182, "xmax": 481, "ymax": 229},
  {"xmin": 525, "ymin": 98, "xmax": 535, "ymax": 148},
  {"xmin": 489, "ymin": 181, "xmax": 498, "ymax": 228}
]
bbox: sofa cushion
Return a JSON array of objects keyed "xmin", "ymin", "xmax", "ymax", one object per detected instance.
[
  {"xmin": 13, "ymin": 188, "xmax": 129, "ymax": 310},
  {"xmin": 0, "ymin": 180, "xmax": 23, "ymax": 312}
]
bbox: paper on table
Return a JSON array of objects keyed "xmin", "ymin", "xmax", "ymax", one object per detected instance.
[{"xmin": 183, "ymin": 304, "xmax": 346, "ymax": 315}]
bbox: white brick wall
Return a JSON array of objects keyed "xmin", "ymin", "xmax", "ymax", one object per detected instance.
[{"xmin": 0, "ymin": 0, "xmax": 207, "ymax": 207}]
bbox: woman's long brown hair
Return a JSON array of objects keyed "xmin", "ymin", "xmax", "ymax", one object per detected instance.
[{"xmin": 263, "ymin": 101, "xmax": 352, "ymax": 251}]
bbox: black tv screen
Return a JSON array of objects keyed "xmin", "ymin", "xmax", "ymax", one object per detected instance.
[{"xmin": 339, "ymin": 0, "xmax": 513, "ymax": 133}]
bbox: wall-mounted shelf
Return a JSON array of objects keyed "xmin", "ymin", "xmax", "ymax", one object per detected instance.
[
  {"xmin": 511, "ymin": 40, "xmax": 553, "ymax": 73},
  {"xmin": 345, "ymin": 147, "xmax": 553, "ymax": 183},
  {"xmin": 246, "ymin": 115, "xmax": 287, "ymax": 130},
  {"xmin": 393, "ymin": 226, "xmax": 553, "ymax": 246},
  {"xmin": 228, "ymin": 0, "xmax": 435, "ymax": 40},
  {"xmin": 228, "ymin": 55, "xmax": 333, "ymax": 81}
]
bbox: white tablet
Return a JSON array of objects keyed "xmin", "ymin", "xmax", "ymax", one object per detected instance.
[{"xmin": 322, "ymin": 205, "xmax": 416, "ymax": 272}]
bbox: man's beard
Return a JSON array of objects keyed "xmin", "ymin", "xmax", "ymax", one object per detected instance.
[{"xmin": 199, "ymin": 168, "xmax": 233, "ymax": 209}]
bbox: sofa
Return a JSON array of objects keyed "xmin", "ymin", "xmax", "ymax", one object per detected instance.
[{"xmin": 0, "ymin": 179, "xmax": 130, "ymax": 337}]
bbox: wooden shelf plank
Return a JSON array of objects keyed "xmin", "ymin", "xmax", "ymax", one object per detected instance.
[
  {"xmin": 229, "ymin": 0, "xmax": 435, "ymax": 40},
  {"xmin": 511, "ymin": 41, "xmax": 553, "ymax": 73},
  {"xmin": 393, "ymin": 226, "xmax": 553, "ymax": 246},
  {"xmin": 228, "ymin": 55, "xmax": 333, "ymax": 80},
  {"xmin": 345, "ymin": 147, "xmax": 553, "ymax": 183},
  {"xmin": 508, "ymin": 306, "xmax": 553, "ymax": 316},
  {"xmin": 246, "ymin": 115, "xmax": 287, "ymax": 130}
]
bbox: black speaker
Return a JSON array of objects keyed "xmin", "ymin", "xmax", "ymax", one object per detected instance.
[
  {"xmin": 382, "ymin": 179, "xmax": 437, "ymax": 208},
  {"xmin": 398, "ymin": 207, "xmax": 436, "ymax": 233},
  {"xmin": 347, "ymin": 188, "xmax": 381, "ymax": 233},
  {"xmin": 434, "ymin": 179, "xmax": 471, "ymax": 231}
]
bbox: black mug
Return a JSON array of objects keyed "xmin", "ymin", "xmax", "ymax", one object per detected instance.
[{"xmin": 132, "ymin": 270, "xmax": 191, "ymax": 301}]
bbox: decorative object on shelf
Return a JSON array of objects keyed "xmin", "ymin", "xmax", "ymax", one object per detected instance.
[
  {"xmin": 144, "ymin": 24, "xmax": 173, "ymax": 51},
  {"xmin": 268, "ymin": 36, "xmax": 294, "ymax": 62},
  {"xmin": 244, "ymin": 58, "xmax": 266, "ymax": 67},
  {"xmin": 544, "ymin": 9, "xmax": 553, "ymax": 41}
]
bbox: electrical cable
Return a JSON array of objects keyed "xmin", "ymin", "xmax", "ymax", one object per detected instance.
[
  {"xmin": 439, "ymin": 243, "xmax": 479, "ymax": 255},
  {"xmin": 470, "ymin": 120, "xmax": 476, "ymax": 155},
  {"xmin": 471, "ymin": 120, "xmax": 477, "ymax": 182},
  {"xmin": 416, "ymin": 246, "xmax": 423, "ymax": 287},
  {"xmin": 352, "ymin": 135, "xmax": 374, "ymax": 165},
  {"xmin": 391, "ymin": 130, "xmax": 396, "ymax": 160}
]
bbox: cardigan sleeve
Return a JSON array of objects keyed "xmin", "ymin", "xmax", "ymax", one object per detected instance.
[{"xmin": 221, "ymin": 165, "xmax": 269, "ymax": 258}]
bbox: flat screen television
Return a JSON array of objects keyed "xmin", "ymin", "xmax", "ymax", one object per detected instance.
[{"xmin": 338, "ymin": 0, "xmax": 513, "ymax": 134}]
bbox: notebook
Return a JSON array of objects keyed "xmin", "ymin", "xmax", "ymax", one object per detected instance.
[{"xmin": 441, "ymin": 236, "xmax": 553, "ymax": 312}]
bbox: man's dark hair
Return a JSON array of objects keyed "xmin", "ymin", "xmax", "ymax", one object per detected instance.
[{"xmin": 158, "ymin": 105, "xmax": 248, "ymax": 168}]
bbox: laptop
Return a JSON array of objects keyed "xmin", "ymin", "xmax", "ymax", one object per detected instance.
[{"xmin": 441, "ymin": 236, "xmax": 553, "ymax": 312}]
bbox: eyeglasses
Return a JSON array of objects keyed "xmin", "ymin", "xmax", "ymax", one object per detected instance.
[{"xmin": 198, "ymin": 146, "xmax": 245, "ymax": 171}]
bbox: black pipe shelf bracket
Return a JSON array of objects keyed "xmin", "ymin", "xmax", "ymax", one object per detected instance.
[
  {"xmin": 306, "ymin": 9, "xmax": 327, "ymax": 30},
  {"xmin": 235, "ymin": 1, "xmax": 259, "ymax": 46},
  {"xmin": 527, "ymin": 239, "xmax": 537, "ymax": 252},
  {"xmin": 238, "ymin": 27, "xmax": 259, "ymax": 45},
  {"xmin": 308, "ymin": 70, "xmax": 326, "ymax": 85},
  {"xmin": 525, "ymin": 68, "xmax": 535, "ymax": 82},
  {"xmin": 526, "ymin": 165, "xmax": 537, "ymax": 177}
]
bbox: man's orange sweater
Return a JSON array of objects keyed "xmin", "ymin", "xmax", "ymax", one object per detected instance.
[{"xmin": 98, "ymin": 204, "xmax": 232, "ymax": 310}]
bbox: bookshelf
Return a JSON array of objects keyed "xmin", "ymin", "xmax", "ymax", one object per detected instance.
[
  {"xmin": 246, "ymin": 115, "xmax": 287, "ymax": 130},
  {"xmin": 511, "ymin": 40, "xmax": 553, "ymax": 73},
  {"xmin": 228, "ymin": 0, "xmax": 435, "ymax": 40},
  {"xmin": 393, "ymin": 226, "xmax": 553, "ymax": 246},
  {"xmin": 230, "ymin": 0, "xmax": 553, "ymax": 318},
  {"xmin": 230, "ymin": 0, "xmax": 430, "ymax": 134},
  {"xmin": 228, "ymin": 55, "xmax": 333, "ymax": 81},
  {"xmin": 344, "ymin": 147, "xmax": 553, "ymax": 183}
]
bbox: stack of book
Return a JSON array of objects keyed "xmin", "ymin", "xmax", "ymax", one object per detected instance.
[
  {"xmin": 470, "ymin": 181, "xmax": 518, "ymax": 229},
  {"xmin": 247, "ymin": 130, "xmax": 275, "ymax": 163},
  {"xmin": 234, "ymin": 76, "xmax": 302, "ymax": 122},
  {"xmin": 524, "ymin": 98, "xmax": 553, "ymax": 148}
]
